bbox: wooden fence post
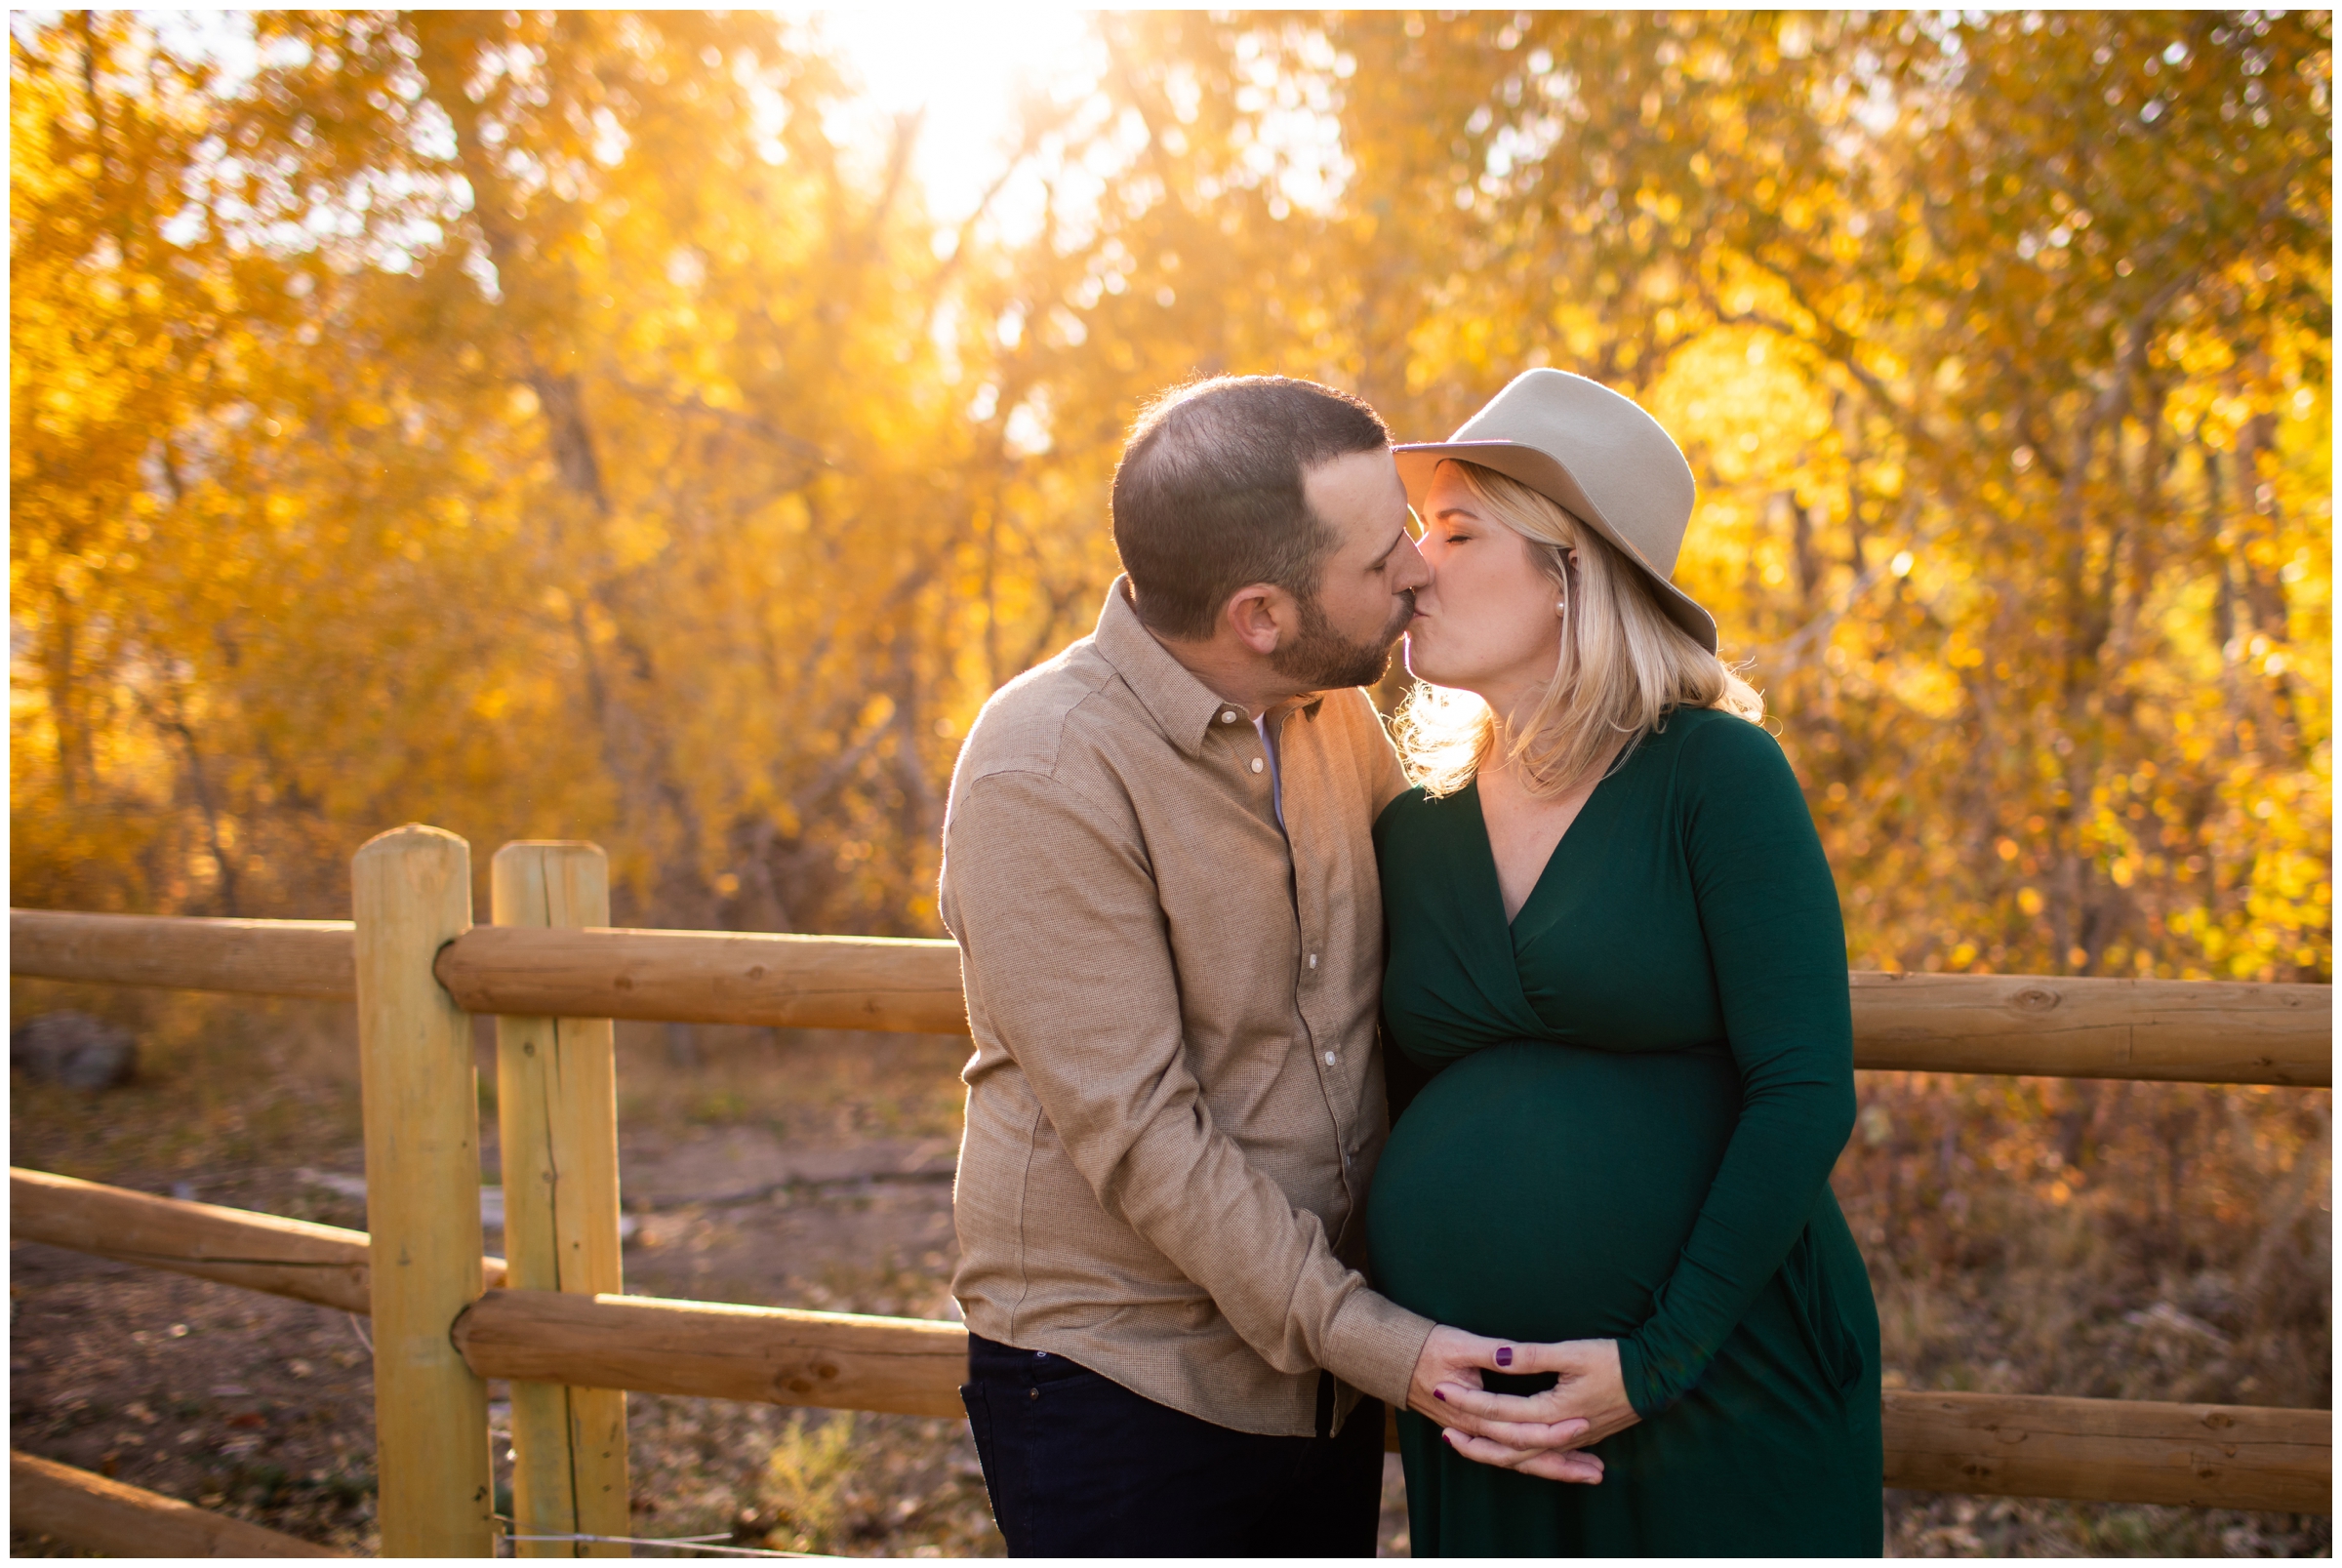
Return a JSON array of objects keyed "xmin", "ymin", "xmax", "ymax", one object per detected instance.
[
  {"xmin": 493, "ymin": 843, "xmax": 630, "ymax": 1558},
  {"xmin": 352, "ymin": 824, "xmax": 496, "ymax": 1557}
]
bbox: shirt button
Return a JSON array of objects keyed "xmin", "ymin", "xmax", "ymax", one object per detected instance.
[
  {"xmin": 1307, "ymin": 953, "xmax": 1318, "ymax": 969},
  {"xmin": 1250, "ymin": 757, "xmax": 1265, "ymax": 774},
  {"xmin": 1220, "ymin": 710, "xmax": 1238, "ymax": 724},
  {"xmin": 1323, "ymin": 1051, "xmax": 1338, "ymax": 1066}
]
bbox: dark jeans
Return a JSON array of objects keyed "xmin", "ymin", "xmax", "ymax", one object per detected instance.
[{"xmin": 960, "ymin": 1331, "xmax": 1386, "ymax": 1557}]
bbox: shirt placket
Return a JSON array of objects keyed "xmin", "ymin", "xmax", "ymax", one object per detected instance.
[
  {"xmin": 1274, "ymin": 705, "xmax": 1364, "ymax": 1196},
  {"xmin": 1212, "ymin": 701, "xmax": 1283, "ymax": 832},
  {"xmin": 1218, "ymin": 695, "xmax": 1340, "ymax": 1052}
]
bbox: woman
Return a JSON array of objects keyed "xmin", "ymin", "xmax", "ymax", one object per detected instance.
[{"xmin": 1365, "ymin": 369, "xmax": 1881, "ymax": 1555}]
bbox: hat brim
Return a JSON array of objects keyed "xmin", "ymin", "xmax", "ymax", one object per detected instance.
[{"xmin": 1393, "ymin": 440, "xmax": 1720, "ymax": 654}]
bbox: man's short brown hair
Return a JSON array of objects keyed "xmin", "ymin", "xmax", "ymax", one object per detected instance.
[{"xmin": 1110, "ymin": 376, "xmax": 1391, "ymax": 640}]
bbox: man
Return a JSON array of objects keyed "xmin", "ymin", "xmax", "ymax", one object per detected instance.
[{"xmin": 940, "ymin": 377, "xmax": 1593, "ymax": 1555}]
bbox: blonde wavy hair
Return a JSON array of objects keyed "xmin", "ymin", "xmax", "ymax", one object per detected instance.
[{"xmin": 1393, "ymin": 460, "xmax": 1763, "ymax": 798}]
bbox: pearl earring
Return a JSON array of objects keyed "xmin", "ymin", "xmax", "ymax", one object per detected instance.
[{"xmin": 1555, "ymin": 598, "xmax": 1568, "ymax": 616}]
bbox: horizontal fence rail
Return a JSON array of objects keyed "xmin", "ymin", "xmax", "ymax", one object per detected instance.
[
  {"xmin": 8, "ymin": 1167, "xmax": 507, "ymax": 1312},
  {"xmin": 14, "ymin": 1168, "xmax": 2331, "ymax": 1514},
  {"xmin": 13, "ymin": 909, "xmax": 2332, "ymax": 1085},
  {"xmin": 12, "ymin": 1449, "xmax": 344, "ymax": 1558},
  {"xmin": 1844, "ymin": 970, "xmax": 2327, "ymax": 1086},
  {"xmin": 11, "ymin": 911, "xmax": 360, "ymax": 1000},
  {"xmin": 456, "ymin": 1290, "xmax": 968, "ymax": 1420},
  {"xmin": 439, "ymin": 923, "xmax": 964, "ymax": 1036},
  {"xmin": 1880, "ymin": 1391, "xmax": 2332, "ymax": 1515}
]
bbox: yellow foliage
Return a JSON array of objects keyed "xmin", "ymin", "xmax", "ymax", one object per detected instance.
[{"xmin": 9, "ymin": 12, "xmax": 2330, "ymax": 986}]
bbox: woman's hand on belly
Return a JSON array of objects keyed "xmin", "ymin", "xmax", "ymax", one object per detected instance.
[
  {"xmin": 1433, "ymin": 1338, "xmax": 1641, "ymax": 1480},
  {"xmin": 1409, "ymin": 1325, "xmax": 1605, "ymax": 1484}
]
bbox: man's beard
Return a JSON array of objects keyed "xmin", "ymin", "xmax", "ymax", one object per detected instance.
[{"xmin": 1270, "ymin": 588, "xmax": 1416, "ymax": 691}]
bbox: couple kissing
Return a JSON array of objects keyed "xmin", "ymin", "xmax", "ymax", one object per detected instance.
[{"xmin": 938, "ymin": 370, "xmax": 1881, "ymax": 1556}]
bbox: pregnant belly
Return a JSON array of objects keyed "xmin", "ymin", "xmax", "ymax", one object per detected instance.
[{"xmin": 1366, "ymin": 1041, "xmax": 1741, "ymax": 1345}]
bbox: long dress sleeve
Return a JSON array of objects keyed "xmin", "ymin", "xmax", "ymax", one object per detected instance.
[{"xmin": 1617, "ymin": 715, "xmax": 1856, "ymax": 1416}]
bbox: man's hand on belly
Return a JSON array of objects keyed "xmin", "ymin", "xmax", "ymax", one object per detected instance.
[
  {"xmin": 1407, "ymin": 1325, "xmax": 1607, "ymax": 1485},
  {"xmin": 1426, "ymin": 1338, "xmax": 1641, "ymax": 1482}
]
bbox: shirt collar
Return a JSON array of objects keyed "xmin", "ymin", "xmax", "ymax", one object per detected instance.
[
  {"xmin": 1094, "ymin": 578, "xmax": 1237, "ymax": 757},
  {"xmin": 1093, "ymin": 578, "xmax": 1336, "ymax": 756}
]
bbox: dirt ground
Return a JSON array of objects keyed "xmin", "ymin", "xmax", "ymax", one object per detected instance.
[
  {"xmin": 7, "ymin": 983, "xmax": 2331, "ymax": 1556},
  {"xmin": 7, "ymin": 996, "xmax": 1404, "ymax": 1557}
]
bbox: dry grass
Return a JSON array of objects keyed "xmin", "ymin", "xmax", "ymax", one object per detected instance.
[
  {"xmin": 1841, "ymin": 1071, "xmax": 2332, "ymax": 1556},
  {"xmin": 9, "ymin": 982, "xmax": 2332, "ymax": 1557},
  {"xmin": 612, "ymin": 1379, "xmax": 1002, "ymax": 1557}
]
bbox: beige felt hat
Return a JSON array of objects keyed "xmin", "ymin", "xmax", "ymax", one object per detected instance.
[{"xmin": 1393, "ymin": 368, "xmax": 1717, "ymax": 652}]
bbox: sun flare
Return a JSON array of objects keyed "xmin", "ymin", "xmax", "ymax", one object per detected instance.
[{"xmin": 805, "ymin": 7, "xmax": 1101, "ymax": 224}]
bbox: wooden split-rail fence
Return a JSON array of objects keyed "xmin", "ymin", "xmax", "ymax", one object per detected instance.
[{"xmin": 8, "ymin": 825, "xmax": 2333, "ymax": 1555}]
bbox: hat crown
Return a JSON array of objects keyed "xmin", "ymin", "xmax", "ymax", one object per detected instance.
[
  {"xmin": 1447, "ymin": 369, "xmax": 1695, "ymax": 576},
  {"xmin": 1392, "ymin": 367, "xmax": 1716, "ymax": 651}
]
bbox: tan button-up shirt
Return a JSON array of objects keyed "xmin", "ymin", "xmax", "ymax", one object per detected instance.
[{"xmin": 940, "ymin": 580, "xmax": 1434, "ymax": 1436}]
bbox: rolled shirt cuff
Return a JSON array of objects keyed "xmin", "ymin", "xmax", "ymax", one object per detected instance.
[{"xmin": 1322, "ymin": 1290, "xmax": 1437, "ymax": 1410}]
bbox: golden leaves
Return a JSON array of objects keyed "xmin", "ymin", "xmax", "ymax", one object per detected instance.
[{"xmin": 7, "ymin": 10, "xmax": 2329, "ymax": 985}]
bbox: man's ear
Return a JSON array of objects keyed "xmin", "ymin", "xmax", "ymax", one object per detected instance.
[{"xmin": 1222, "ymin": 583, "xmax": 1289, "ymax": 656}]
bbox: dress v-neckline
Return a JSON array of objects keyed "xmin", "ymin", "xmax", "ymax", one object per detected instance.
[{"xmin": 1466, "ymin": 753, "xmax": 1625, "ymax": 936}]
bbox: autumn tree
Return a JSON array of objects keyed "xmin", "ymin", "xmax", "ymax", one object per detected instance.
[
  {"xmin": 1010, "ymin": 10, "xmax": 2332, "ymax": 982},
  {"xmin": 14, "ymin": 12, "xmax": 1054, "ymax": 935},
  {"xmin": 12, "ymin": 11, "xmax": 2329, "ymax": 986}
]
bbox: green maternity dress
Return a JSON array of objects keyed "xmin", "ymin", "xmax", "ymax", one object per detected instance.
[{"xmin": 1366, "ymin": 706, "xmax": 1881, "ymax": 1556}]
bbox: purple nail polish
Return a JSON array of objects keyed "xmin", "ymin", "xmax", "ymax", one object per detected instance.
[
  {"xmin": 1495, "ymin": 1347, "xmax": 1514, "ymax": 1368},
  {"xmin": 1433, "ymin": 1388, "xmax": 1445, "ymax": 1402}
]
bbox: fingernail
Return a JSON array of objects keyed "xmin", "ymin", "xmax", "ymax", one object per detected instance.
[
  {"xmin": 1433, "ymin": 1389, "xmax": 1445, "ymax": 1402},
  {"xmin": 1495, "ymin": 1347, "xmax": 1514, "ymax": 1368}
]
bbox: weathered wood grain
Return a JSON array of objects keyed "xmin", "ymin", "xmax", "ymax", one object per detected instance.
[
  {"xmin": 455, "ymin": 1289, "xmax": 971, "ymax": 1421},
  {"xmin": 1849, "ymin": 970, "xmax": 2330, "ymax": 1087},
  {"xmin": 9, "ymin": 909, "xmax": 357, "ymax": 999},
  {"xmin": 491, "ymin": 843, "xmax": 630, "ymax": 1558},
  {"xmin": 352, "ymin": 825, "xmax": 497, "ymax": 1557},
  {"xmin": 11, "ymin": 1167, "xmax": 384, "ymax": 1314},
  {"xmin": 10, "ymin": 1166, "xmax": 510, "ymax": 1303},
  {"xmin": 1882, "ymin": 1388, "xmax": 2332, "ymax": 1513},
  {"xmin": 12, "ymin": 1448, "xmax": 345, "ymax": 1556},
  {"xmin": 434, "ymin": 924, "xmax": 970, "ymax": 1035}
]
